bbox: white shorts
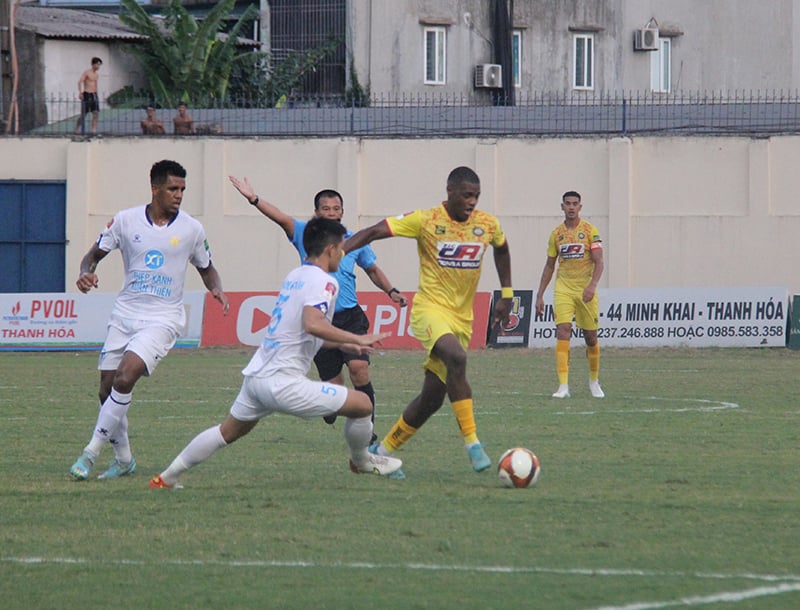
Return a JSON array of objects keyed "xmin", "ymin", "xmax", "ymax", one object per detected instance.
[
  {"xmin": 98, "ymin": 315, "xmax": 179, "ymax": 375},
  {"xmin": 230, "ymin": 372, "xmax": 348, "ymax": 422}
]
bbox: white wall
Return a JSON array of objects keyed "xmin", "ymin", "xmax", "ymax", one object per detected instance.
[{"xmin": 2, "ymin": 134, "xmax": 799, "ymax": 296}]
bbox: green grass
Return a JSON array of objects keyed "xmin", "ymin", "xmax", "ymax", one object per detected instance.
[{"xmin": 1, "ymin": 346, "xmax": 799, "ymax": 609}]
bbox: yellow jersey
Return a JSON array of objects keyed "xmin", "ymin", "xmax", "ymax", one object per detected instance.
[
  {"xmin": 386, "ymin": 203, "xmax": 506, "ymax": 319},
  {"xmin": 547, "ymin": 219, "xmax": 602, "ymax": 294}
]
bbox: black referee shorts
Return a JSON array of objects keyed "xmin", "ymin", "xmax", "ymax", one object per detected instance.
[{"xmin": 314, "ymin": 305, "xmax": 370, "ymax": 381}]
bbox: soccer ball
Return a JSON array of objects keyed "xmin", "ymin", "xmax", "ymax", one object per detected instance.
[{"xmin": 497, "ymin": 447, "xmax": 541, "ymax": 488}]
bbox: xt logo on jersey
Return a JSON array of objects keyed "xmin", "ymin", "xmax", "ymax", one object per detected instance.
[
  {"xmin": 437, "ymin": 242, "xmax": 483, "ymax": 269},
  {"xmin": 559, "ymin": 243, "xmax": 585, "ymax": 259},
  {"xmin": 145, "ymin": 250, "xmax": 165, "ymax": 269}
]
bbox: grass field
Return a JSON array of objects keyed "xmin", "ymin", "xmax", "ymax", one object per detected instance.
[{"xmin": 1, "ymin": 346, "xmax": 799, "ymax": 609}]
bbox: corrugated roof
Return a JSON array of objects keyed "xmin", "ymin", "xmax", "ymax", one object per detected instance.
[{"xmin": 16, "ymin": 5, "xmax": 147, "ymax": 40}]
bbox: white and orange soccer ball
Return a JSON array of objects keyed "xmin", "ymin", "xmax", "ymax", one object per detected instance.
[{"xmin": 497, "ymin": 447, "xmax": 541, "ymax": 488}]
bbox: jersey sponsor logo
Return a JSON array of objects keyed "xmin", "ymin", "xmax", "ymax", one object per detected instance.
[
  {"xmin": 437, "ymin": 241, "xmax": 484, "ymax": 269},
  {"xmin": 559, "ymin": 243, "xmax": 585, "ymax": 259},
  {"xmin": 144, "ymin": 250, "xmax": 165, "ymax": 269}
]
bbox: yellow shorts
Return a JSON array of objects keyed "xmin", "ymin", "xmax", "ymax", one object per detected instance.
[
  {"xmin": 411, "ymin": 302, "xmax": 472, "ymax": 383},
  {"xmin": 553, "ymin": 290, "xmax": 599, "ymax": 330}
]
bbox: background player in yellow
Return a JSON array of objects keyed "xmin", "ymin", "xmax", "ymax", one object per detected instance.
[
  {"xmin": 343, "ymin": 166, "xmax": 513, "ymax": 479},
  {"xmin": 535, "ymin": 190, "xmax": 605, "ymax": 398}
]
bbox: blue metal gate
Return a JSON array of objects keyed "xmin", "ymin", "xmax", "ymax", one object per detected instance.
[{"xmin": 0, "ymin": 180, "xmax": 67, "ymax": 292}]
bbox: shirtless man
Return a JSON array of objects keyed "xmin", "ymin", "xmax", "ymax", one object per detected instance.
[
  {"xmin": 75, "ymin": 57, "xmax": 102, "ymax": 135},
  {"xmin": 173, "ymin": 102, "xmax": 194, "ymax": 135},
  {"xmin": 141, "ymin": 106, "xmax": 166, "ymax": 135}
]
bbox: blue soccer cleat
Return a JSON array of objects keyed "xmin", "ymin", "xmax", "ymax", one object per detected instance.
[
  {"xmin": 97, "ymin": 457, "xmax": 137, "ymax": 480},
  {"xmin": 69, "ymin": 451, "xmax": 95, "ymax": 480},
  {"xmin": 467, "ymin": 442, "xmax": 491, "ymax": 472}
]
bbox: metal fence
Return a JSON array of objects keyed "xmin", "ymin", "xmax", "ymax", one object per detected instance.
[{"xmin": 6, "ymin": 90, "xmax": 800, "ymax": 137}]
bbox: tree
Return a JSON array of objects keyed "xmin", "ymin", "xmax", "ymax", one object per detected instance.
[
  {"xmin": 118, "ymin": 0, "xmax": 343, "ymax": 108},
  {"xmin": 118, "ymin": 0, "xmax": 258, "ymax": 107}
]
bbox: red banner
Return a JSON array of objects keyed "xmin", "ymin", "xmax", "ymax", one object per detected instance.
[{"xmin": 201, "ymin": 291, "xmax": 491, "ymax": 349}]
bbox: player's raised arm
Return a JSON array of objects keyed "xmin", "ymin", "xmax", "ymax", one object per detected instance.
[{"xmin": 228, "ymin": 175, "xmax": 295, "ymax": 238}]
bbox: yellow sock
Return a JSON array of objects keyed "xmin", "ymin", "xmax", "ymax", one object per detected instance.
[
  {"xmin": 383, "ymin": 417, "xmax": 418, "ymax": 452},
  {"xmin": 586, "ymin": 343, "xmax": 600, "ymax": 381},
  {"xmin": 556, "ymin": 339, "xmax": 570, "ymax": 385},
  {"xmin": 451, "ymin": 398, "xmax": 478, "ymax": 444}
]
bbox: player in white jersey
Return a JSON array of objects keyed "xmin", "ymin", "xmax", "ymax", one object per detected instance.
[
  {"xmin": 149, "ymin": 217, "xmax": 402, "ymax": 488},
  {"xmin": 69, "ymin": 160, "xmax": 229, "ymax": 481}
]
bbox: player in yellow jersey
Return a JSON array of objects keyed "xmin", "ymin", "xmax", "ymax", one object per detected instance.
[
  {"xmin": 343, "ymin": 166, "xmax": 513, "ymax": 478},
  {"xmin": 535, "ymin": 191, "xmax": 605, "ymax": 398}
]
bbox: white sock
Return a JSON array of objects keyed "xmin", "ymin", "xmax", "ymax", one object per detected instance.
[
  {"xmin": 344, "ymin": 416, "xmax": 372, "ymax": 465},
  {"xmin": 85, "ymin": 389, "xmax": 132, "ymax": 457},
  {"xmin": 110, "ymin": 414, "xmax": 132, "ymax": 464},
  {"xmin": 160, "ymin": 425, "xmax": 227, "ymax": 484}
]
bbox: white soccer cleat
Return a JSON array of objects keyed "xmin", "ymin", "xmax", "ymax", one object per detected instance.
[
  {"xmin": 552, "ymin": 384, "xmax": 570, "ymax": 398},
  {"xmin": 349, "ymin": 452, "xmax": 403, "ymax": 477},
  {"xmin": 589, "ymin": 380, "xmax": 605, "ymax": 398}
]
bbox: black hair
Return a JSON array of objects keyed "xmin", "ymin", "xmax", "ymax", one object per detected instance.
[
  {"xmin": 91, "ymin": 57, "xmax": 102, "ymax": 65},
  {"xmin": 303, "ymin": 217, "xmax": 347, "ymax": 258},
  {"xmin": 150, "ymin": 160, "xmax": 187, "ymax": 186},
  {"xmin": 313, "ymin": 189, "xmax": 344, "ymax": 211},
  {"xmin": 562, "ymin": 191, "xmax": 581, "ymax": 202},
  {"xmin": 447, "ymin": 166, "xmax": 480, "ymax": 186}
]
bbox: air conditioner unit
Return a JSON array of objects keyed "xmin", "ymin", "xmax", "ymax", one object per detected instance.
[
  {"xmin": 634, "ymin": 27, "xmax": 659, "ymax": 51},
  {"xmin": 474, "ymin": 64, "xmax": 502, "ymax": 88}
]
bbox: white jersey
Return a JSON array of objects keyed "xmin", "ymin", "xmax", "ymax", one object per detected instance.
[
  {"xmin": 242, "ymin": 264, "xmax": 339, "ymax": 379},
  {"xmin": 98, "ymin": 205, "xmax": 212, "ymax": 330}
]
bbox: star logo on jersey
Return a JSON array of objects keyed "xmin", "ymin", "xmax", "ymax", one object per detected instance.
[{"xmin": 170, "ymin": 235, "xmax": 180, "ymax": 246}]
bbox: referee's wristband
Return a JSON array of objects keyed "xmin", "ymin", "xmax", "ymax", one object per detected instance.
[
  {"xmin": 388, "ymin": 288, "xmax": 400, "ymax": 297},
  {"xmin": 501, "ymin": 287, "xmax": 514, "ymax": 299},
  {"xmin": 249, "ymin": 196, "xmax": 259, "ymax": 206}
]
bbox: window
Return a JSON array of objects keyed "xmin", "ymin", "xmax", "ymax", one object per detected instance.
[
  {"xmin": 650, "ymin": 37, "xmax": 671, "ymax": 92},
  {"xmin": 424, "ymin": 26, "xmax": 446, "ymax": 84},
  {"xmin": 512, "ymin": 30, "xmax": 522, "ymax": 87},
  {"xmin": 573, "ymin": 34, "xmax": 594, "ymax": 90}
]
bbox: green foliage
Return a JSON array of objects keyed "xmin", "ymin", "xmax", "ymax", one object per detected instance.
[
  {"xmin": 228, "ymin": 36, "xmax": 343, "ymax": 106},
  {"xmin": 118, "ymin": 0, "xmax": 344, "ymax": 108},
  {"xmin": 118, "ymin": 0, "xmax": 258, "ymax": 107},
  {"xmin": 2, "ymin": 347, "xmax": 800, "ymax": 608}
]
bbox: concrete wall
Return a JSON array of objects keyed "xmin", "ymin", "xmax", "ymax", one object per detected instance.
[
  {"xmin": 350, "ymin": 0, "xmax": 800, "ymax": 96},
  {"xmin": 2, "ymin": 134, "xmax": 799, "ymax": 296}
]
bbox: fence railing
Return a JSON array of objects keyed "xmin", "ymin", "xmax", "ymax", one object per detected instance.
[{"xmin": 5, "ymin": 90, "xmax": 800, "ymax": 137}]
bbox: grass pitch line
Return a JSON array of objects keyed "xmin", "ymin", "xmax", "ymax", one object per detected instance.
[
  {"xmin": 588, "ymin": 581, "xmax": 800, "ymax": 610},
  {"xmin": 3, "ymin": 556, "xmax": 800, "ymax": 585},
  {"xmin": 554, "ymin": 397, "xmax": 739, "ymax": 416}
]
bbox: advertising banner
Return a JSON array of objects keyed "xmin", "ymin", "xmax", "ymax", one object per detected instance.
[
  {"xmin": 528, "ymin": 286, "xmax": 788, "ymax": 348},
  {"xmin": 201, "ymin": 291, "xmax": 492, "ymax": 349},
  {"xmin": 0, "ymin": 292, "xmax": 206, "ymax": 351},
  {"xmin": 487, "ymin": 290, "xmax": 533, "ymax": 348},
  {"xmin": 788, "ymin": 295, "xmax": 800, "ymax": 350}
]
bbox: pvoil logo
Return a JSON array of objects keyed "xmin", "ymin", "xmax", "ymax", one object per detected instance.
[{"xmin": 145, "ymin": 250, "xmax": 165, "ymax": 269}]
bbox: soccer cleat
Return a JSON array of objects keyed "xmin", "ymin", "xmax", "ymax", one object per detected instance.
[
  {"xmin": 467, "ymin": 442, "xmax": 491, "ymax": 472},
  {"xmin": 349, "ymin": 452, "xmax": 403, "ymax": 477},
  {"xmin": 97, "ymin": 457, "xmax": 137, "ymax": 480},
  {"xmin": 323, "ymin": 414, "xmax": 337, "ymax": 425},
  {"xmin": 589, "ymin": 380, "xmax": 605, "ymax": 398},
  {"xmin": 148, "ymin": 475, "xmax": 183, "ymax": 489},
  {"xmin": 368, "ymin": 443, "xmax": 405, "ymax": 480},
  {"xmin": 552, "ymin": 384, "xmax": 570, "ymax": 398},
  {"xmin": 69, "ymin": 451, "xmax": 95, "ymax": 480}
]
